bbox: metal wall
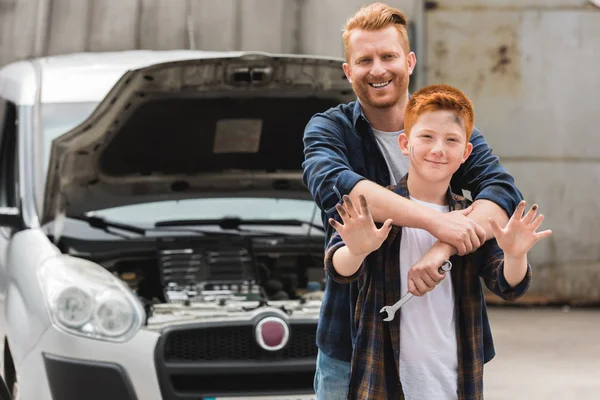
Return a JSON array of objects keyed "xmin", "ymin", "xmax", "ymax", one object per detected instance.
[
  {"xmin": 1, "ymin": 0, "xmax": 599, "ymax": 302},
  {"xmin": 426, "ymin": 0, "xmax": 600, "ymax": 303},
  {"xmin": 0, "ymin": 0, "xmax": 415, "ymax": 66}
]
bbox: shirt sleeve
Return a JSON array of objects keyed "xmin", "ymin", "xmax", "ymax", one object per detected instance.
[
  {"xmin": 451, "ymin": 127, "xmax": 523, "ymax": 217},
  {"xmin": 323, "ymin": 232, "xmax": 366, "ymax": 284},
  {"xmin": 302, "ymin": 113, "xmax": 366, "ymax": 218},
  {"xmin": 479, "ymin": 238, "xmax": 532, "ymax": 301}
]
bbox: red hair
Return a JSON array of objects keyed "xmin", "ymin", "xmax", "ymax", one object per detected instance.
[
  {"xmin": 342, "ymin": 3, "xmax": 410, "ymax": 60},
  {"xmin": 404, "ymin": 84, "xmax": 474, "ymax": 140}
]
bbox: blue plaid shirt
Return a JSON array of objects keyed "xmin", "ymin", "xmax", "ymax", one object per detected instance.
[
  {"xmin": 323, "ymin": 177, "xmax": 531, "ymax": 400},
  {"xmin": 302, "ymin": 100, "xmax": 523, "ymax": 362}
]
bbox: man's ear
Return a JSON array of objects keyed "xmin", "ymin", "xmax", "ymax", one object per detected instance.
[
  {"xmin": 462, "ymin": 142, "xmax": 473, "ymax": 163},
  {"xmin": 398, "ymin": 132, "xmax": 410, "ymax": 156},
  {"xmin": 407, "ymin": 51, "xmax": 417, "ymax": 76},
  {"xmin": 342, "ymin": 62, "xmax": 352, "ymax": 84}
]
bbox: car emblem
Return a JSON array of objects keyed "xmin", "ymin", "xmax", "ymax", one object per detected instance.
[{"xmin": 255, "ymin": 316, "xmax": 290, "ymax": 351}]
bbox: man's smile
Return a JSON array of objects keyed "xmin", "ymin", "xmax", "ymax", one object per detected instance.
[{"xmin": 369, "ymin": 80, "xmax": 391, "ymax": 88}]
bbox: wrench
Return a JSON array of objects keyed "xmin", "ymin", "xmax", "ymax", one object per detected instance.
[{"xmin": 379, "ymin": 259, "xmax": 452, "ymax": 322}]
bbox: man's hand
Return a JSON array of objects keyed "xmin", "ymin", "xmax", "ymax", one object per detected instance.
[
  {"xmin": 429, "ymin": 206, "xmax": 487, "ymax": 256},
  {"xmin": 490, "ymin": 200, "xmax": 552, "ymax": 258},
  {"xmin": 407, "ymin": 241, "xmax": 454, "ymax": 296},
  {"xmin": 329, "ymin": 195, "xmax": 393, "ymax": 257}
]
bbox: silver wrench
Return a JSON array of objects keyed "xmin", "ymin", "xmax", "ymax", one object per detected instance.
[{"xmin": 380, "ymin": 260, "xmax": 452, "ymax": 322}]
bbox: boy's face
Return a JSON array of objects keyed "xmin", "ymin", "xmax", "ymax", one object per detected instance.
[
  {"xmin": 399, "ymin": 109, "xmax": 473, "ymax": 184},
  {"xmin": 342, "ymin": 25, "xmax": 416, "ymax": 110}
]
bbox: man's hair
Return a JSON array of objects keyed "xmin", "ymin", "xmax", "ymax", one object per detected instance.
[
  {"xmin": 404, "ymin": 84, "xmax": 475, "ymax": 141},
  {"xmin": 342, "ymin": 3, "xmax": 410, "ymax": 60}
]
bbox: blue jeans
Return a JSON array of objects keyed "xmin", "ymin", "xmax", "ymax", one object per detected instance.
[{"xmin": 314, "ymin": 349, "xmax": 351, "ymax": 400}]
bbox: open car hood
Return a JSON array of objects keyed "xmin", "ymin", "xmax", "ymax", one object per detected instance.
[{"xmin": 42, "ymin": 53, "xmax": 353, "ymax": 224}]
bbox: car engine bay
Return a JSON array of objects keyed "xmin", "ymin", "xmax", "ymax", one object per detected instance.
[{"xmin": 57, "ymin": 232, "xmax": 326, "ymax": 327}]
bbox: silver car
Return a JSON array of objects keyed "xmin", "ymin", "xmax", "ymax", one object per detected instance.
[{"xmin": 0, "ymin": 50, "xmax": 351, "ymax": 400}]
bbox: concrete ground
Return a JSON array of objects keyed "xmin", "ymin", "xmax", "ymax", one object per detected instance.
[{"xmin": 484, "ymin": 307, "xmax": 600, "ymax": 400}]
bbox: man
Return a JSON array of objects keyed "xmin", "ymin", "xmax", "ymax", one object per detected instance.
[{"xmin": 302, "ymin": 3, "xmax": 523, "ymax": 399}]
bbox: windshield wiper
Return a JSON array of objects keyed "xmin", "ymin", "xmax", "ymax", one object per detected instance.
[
  {"xmin": 155, "ymin": 217, "xmax": 325, "ymax": 232},
  {"xmin": 71, "ymin": 215, "xmax": 147, "ymax": 236},
  {"xmin": 70, "ymin": 215, "xmax": 270, "ymax": 238}
]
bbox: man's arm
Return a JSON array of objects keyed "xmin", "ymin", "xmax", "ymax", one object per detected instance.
[
  {"xmin": 452, "ymin": 127, "xmax": 523, "ymax": 233},
  {"xmin": 302, "ymin": 113, "xmax": 484, "ymax": 252},
  {"xmin": 426, "ymin": 199, "xmax": 510, "ymax": 261},
  {"xmin": 348, "ymin": 180, "xmax": 485, "ymax": 255}
]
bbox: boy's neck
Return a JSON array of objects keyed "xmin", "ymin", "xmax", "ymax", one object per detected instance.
[
  {"xmin": 359, "ymin": 92, "xmax": 409, "ymax": 132},
  {"xmin": 406, "ymin": 171, "xmax": 451, "ymax": 206}
]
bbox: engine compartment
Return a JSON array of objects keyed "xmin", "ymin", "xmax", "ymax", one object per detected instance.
[{"xmin": 59, "ymin": 233, "xmax": 326, "ymax": 322}]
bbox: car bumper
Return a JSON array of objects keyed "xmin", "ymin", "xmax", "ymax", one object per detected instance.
[
  {"xmin": 19, "ymin": 320, "xmax": 317, "ymax": 400},
  {"xmin": 19, "ymin": 326, "xmax": 162, "ymax": 400}
]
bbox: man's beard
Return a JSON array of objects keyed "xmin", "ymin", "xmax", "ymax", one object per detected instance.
[{"xmin": 352, "ymin": 73, "xmax": 409, "ymax": 109}]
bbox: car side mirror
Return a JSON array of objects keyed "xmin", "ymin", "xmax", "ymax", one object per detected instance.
[
  {"xmin": 0, "ymin": 374, "xmax": 12, "ymax": 400},
  {"xmin": 0, "ymin": 207, "xmax": 21, "ymax": 230}
]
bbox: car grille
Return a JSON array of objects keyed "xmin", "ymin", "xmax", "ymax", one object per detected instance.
[
  {"xmin": 155, "ymin": 321, "xmax": 317, "ymax": 399},
  {"xmin": 164, "ymin": 323, "xmax": 317, "ymax": 361}
]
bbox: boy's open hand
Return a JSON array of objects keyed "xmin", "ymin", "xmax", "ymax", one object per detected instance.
[
  {"xmin": 329, "ymin": 195, "xmax": 393, "ymax": 257},
  {"xmin": 490, "ymin": 200, "xmax": 552, "ymax": 258}
]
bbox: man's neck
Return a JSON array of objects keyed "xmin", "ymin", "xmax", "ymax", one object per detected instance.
[
  {"xmin": 359, "ymin": 93, "xmax": 409, "ymax": 132},
  {"xmin": 406, "ymin": 170, "xmax": 451, "ymax": 206}
]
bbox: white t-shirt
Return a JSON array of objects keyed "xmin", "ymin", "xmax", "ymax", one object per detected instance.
[{"xmin": 399, "ymin": 197, "xmax": 458, "ymax": 400}]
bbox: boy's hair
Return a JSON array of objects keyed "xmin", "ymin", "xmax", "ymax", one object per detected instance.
[
  {"xmin": 342, "ymin": 3, "xmax": 410, "ymax": 60},
  {"xmin": 404, "ymin": 84, "xmax": 475, "ymax": 141}
]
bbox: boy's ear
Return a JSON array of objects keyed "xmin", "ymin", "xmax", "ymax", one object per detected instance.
[
  {"xmin": 461, "ymin": 142, "xmax": 473, "ymax": 163},
  {"xmin": 398, "ymin": 132, "xmax": 410, "ymax": 156}
]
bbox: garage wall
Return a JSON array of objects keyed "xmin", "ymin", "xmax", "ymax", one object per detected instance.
[
  {"xmin": 425, "ymin": 0, "xmax": 600, "ymax": 302},
  {"xmin": 0, "ymin": 0, "xmax": 415, "ymax": 66}
]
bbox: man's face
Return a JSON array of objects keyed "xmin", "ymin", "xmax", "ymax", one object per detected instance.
[
  {"xmin": 399, "ymin": 110, "xmax": 473, "ymax": 183},
  {"xmin": 343, "ymin": 25, "xmax": 416, "ymax": 109}
]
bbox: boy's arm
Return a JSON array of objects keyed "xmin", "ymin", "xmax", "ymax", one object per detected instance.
[
  {"xmin": 324, "ymin": 195, "xmax": 393, "ymax": 282},
  {"xmin": 302, "ymin": 113, "xmax": 485, "ymax": 254},
  {"xmin": 323, "ymin": 233, "xmax": 364, "ymax": 284},
  {"xmin": 479, "ymin": 240, "xmax": 532, "ymax": 301},
  {"xmin": 481, "ymin": 201, "xmax": 552, "ymax": 300}
]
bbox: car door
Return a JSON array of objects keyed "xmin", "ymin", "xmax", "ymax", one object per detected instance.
[{"xmin": 0, "ymin": 98, "xmax": 19, "ymax": 376}]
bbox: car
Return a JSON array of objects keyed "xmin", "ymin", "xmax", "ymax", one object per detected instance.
[{"xmin": 0, "ymin": 50, "xmax": 353, "ymax": 400}]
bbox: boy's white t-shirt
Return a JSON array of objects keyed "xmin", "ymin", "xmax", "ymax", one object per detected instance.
[
  {"xmin": 371, "ymin": 126, "xmax": 458, "ymax": 398},
  {"xmin": 399, "ymin": 197, "xmax": 458, "ymax": 400}
]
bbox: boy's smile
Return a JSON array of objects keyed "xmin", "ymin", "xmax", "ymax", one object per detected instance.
[{"xmin": 399, "ymin": 109, "xmax": 473, "ymax": 203}]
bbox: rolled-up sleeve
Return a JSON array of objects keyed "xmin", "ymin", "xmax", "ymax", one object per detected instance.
[
  {"xmin": 451, "ymin": 127, "xmax": 523, "ymax": 217},
  {"xmin": 302, "ymin": 113, "xmax": 365, "ymax": 218},
  {"xmin": 479, "ymin": 239, "xmax": 532, "ymax": 301}
]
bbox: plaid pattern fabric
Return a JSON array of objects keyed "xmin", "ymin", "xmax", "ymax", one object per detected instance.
[{"xmin": 324, "ymin": 175, "xmax": 532, "ymax": 400}]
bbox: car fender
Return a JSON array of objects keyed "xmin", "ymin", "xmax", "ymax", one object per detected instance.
[{"xmin": 4, "ymin": 229, "xmax": 60, "ymax": 368}]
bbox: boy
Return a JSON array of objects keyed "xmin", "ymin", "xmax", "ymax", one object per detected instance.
[{"xmin": 324, "ymin": 84, "xmax": 552, "ymax": 400}]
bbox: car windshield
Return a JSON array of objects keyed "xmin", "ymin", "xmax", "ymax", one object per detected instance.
[
  {"xmin": 88, "ymin": 198, "xmax": 323, "ymax": 232},
  {"xmin": 40, "ymin": 102, "xmax": 323, "ymax": 231}
]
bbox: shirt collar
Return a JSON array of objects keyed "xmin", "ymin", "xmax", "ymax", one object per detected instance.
[
  {"xmin": 351, "ymin": 93, "xmax": 413, "ymax": 135},
  {"xmin": 351, "ymin": 100, "xmax": 367, "ymax": 131},
  {"xmin": 392, "ymin": 173, "xmax": 465, "ymax": 211}
]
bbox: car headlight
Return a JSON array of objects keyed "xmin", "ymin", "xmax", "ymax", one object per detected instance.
[{"xmin": 38, "ymin": 255, "xmax": 144, "ymax": 342}]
